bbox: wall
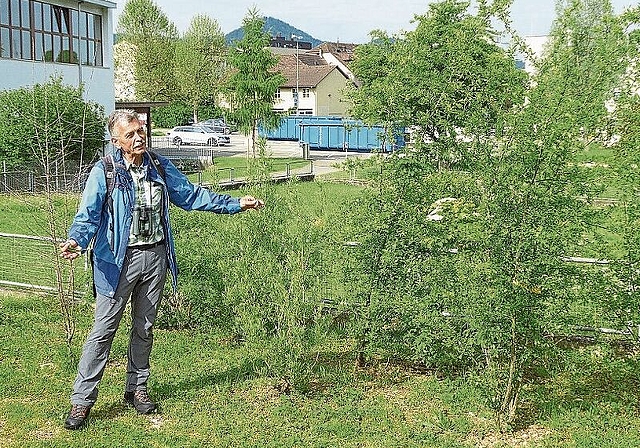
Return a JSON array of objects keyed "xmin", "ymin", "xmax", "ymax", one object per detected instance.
[
  {"xmin": 4, "ymin": 59, "xmax": 114, "ymax": 113},
  {"xmin": 315, "ymin": 69, "xmax": 350, "ymax": 116}
]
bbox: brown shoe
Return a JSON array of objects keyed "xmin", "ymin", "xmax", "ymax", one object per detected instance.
[
  {"xmin": 64, "ymin": 404, "xmax": 91, "ymax": 430},
  {"xmin": 124, "ymin": 390, "xmax": 157, "ymax": 414}
]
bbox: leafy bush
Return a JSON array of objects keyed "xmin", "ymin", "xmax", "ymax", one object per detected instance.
[
  {"xmin": 161, "ymin": 172, "xmax": 358, "ymax": 389},
  {"xmin": 0, "ymin": 76, "xmax": 105, "ymax": 169},
  {"xmin": 342, "ymin": 0, "xmax": 636, "ymax": 428},
  {"xmin": 151, "ymin": 102, "xmax": 192, "ymax": 128},
  {"xmin": 152, "ymin": 102, "xmax": 229, "ymax": 129}
]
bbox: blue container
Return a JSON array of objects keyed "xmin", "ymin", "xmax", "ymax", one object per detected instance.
[{"xmin": 260, "ymin": 116, "xmax": 404, "ymax": 152}]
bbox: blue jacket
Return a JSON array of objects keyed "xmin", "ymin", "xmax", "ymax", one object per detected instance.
[{"xmin": 68, "ymin": 150, "xmax": 242, "ymax": 297}]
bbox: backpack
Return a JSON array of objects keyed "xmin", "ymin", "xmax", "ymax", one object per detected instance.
[{"xmin": 102, "ymin": 151, "xmax": 165, "ymax": 199}]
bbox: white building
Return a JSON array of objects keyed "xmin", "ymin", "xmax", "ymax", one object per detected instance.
[
  {"xmin": 0, "ymin": 0, "xmax": 116, "ymax": 113},
  {"xmin": 522, "ymin": 35, "xmax": 550, "ymax": 74}
]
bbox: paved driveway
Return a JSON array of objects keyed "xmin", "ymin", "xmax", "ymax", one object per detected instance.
[{"xmin": 152, "ymin": 134, "xmax": 372, "ymax": 176}]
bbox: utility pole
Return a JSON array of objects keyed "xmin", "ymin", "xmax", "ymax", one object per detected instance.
[{"xmin": 291, "ymin": 34, "xmax": 300, "ymax": 115}]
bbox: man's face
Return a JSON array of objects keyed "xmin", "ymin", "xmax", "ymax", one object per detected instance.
[{"xmin": 111, "ymin": 118, "xmax": 146, "ymax": 162}]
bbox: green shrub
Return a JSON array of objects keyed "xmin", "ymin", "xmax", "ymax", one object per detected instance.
[
  {"xmin": 160, "ymin": 176, "xmax": 361, "ymax": 390},
  {"xmin": 152, "ymin": 102, "xmax": 228, "ymax": 128},
  {"xmin": 152, "ymin": 102, "xmax": 192, "ymax": 128},
  {"xmin": 0, "ymin": 76, "xmax": 105, "ymax": 169}
]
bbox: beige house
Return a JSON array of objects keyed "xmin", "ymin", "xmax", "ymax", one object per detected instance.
[{"xmin": 272, "ymin": 48, "xmax": 354, "ymax": 116}]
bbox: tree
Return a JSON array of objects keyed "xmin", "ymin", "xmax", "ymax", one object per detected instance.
[
  {"xmin": 597, "ymin": 2, "xmax": 640, "ymax": 365},
  {"xmin": 473, "ymin": 0, "xmax": 633, "ymax": 425},
  {"xmin": 174, "ymin": 14, "xmax": 228, "ymax": 124},
  {"xmin": 348, "ymin": 0, "xmax": 527, "ymax": 168},
  {"xmin": 224, "ymin": 8, "xmax": 286, "ymax": 156},
  {"xmin": 342, "ymin": 0, "xmax": 636, "ymax": 429},
  {"xmin": 0, "ymin": 77, "xmax": 105, "ymax": 170},
  {"xmin": 0, "ymin": 76, "xmax": 105, "ymax": 358},
  {"xmin": 116, "ymin": 0, "xmax": 179, "ymax": 101}
]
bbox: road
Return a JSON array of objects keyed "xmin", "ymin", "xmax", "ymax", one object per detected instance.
[{"xmin": 152, "ymin": 133, "xmax": 371, "ymax": 176}]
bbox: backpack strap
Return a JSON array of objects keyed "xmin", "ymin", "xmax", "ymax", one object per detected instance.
[
  {"xmin": 148, "ymin": 150, "xmax": 166, "ymax": 181},
  {"xmin": 101, "ymin": 154, "xmax": 116, "ymax": 251},
  {"xmin": 102, "ymin": 154, "xmax": 116, "ymax": 200}
]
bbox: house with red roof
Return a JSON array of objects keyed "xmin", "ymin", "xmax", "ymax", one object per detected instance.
[{"xmin": 270, "ymin": 42, "xmax": 357, "ymax": 117}]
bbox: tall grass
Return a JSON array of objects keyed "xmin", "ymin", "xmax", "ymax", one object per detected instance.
[
  {"xmin": 3, "ymin": 160, "xmax": 640, "ymax": 444},
  {"xmin": 2, "ymin": 287, "xmax": 640, "ymax": 446}
]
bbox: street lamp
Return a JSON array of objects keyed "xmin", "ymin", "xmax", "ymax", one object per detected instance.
[{"xmin": 291, "ymin": 34, "xmax": 301, "ymax": 115}]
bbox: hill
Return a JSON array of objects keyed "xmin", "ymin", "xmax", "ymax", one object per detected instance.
[{"xmin": 225, "ymin": 16, "xmax": 322, "ymax": 47}]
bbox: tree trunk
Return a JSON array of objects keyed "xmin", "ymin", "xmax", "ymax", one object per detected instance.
[{"xmin": 499, "ymin": 314, "xmax": 520, "ymax": 429}]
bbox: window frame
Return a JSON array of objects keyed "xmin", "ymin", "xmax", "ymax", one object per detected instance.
[{"xmin": 0, "ymin": 0, "xmax": 104, "ymax": 66}]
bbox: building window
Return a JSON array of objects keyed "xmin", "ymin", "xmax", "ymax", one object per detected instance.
[
  {"xmin": 302, "ymin": 88, "xmax": 310, "ymax": 98},
  {"xmin": 274, "ymin": 88, "xmax": 281, "ymax": 99},
  {"xmin": 0, "ymin": 0, "xmax": 103, "ymax": 66}
]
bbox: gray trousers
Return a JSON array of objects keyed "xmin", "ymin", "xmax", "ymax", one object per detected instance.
[{"xmin": 71, "ymin": 244, "xmax": 167, "ymax": 406}]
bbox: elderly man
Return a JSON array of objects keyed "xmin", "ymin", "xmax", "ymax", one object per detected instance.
[{"xmin": 60, "ymin": 109, "xmax": 263, "ymax": 430}]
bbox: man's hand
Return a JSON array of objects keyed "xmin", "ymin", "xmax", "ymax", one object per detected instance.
[
  {"xmin": 59, "ymin": 239, "xmax": 82, "ymax": 260},
  {"xmin": 240, "ymin": 196, "xmax": 265, "ymax": 210}
]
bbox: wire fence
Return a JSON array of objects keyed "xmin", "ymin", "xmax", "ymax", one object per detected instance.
[
  {"xmin": 0, "ymin": 169, "xmax": 90, "ymax": 194},
  {"xmin": 0, "ymin": 233, "xmax": 638, "ymax": 344},
  {"xmin": 0, "ymin": 232, "xmax": 92, "ymax": 296}
]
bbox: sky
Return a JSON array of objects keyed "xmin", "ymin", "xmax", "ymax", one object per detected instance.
[{"xmin": 113, "ymin": 0, "xmax": 638, "ymax": 43}]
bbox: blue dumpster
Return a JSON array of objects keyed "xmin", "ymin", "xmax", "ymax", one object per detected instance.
[{"xmin": 260, "ymin": 116, "xmax": 404, "ymax": 152}]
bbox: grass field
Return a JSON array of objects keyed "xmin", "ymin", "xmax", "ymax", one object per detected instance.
[
  {"xmin": 2, "ymin": 289, "xmax": 640, "ymax": 447},
  {"xmin": 187, "ymin": 157, "xmax": 312, "ymax": 185}
]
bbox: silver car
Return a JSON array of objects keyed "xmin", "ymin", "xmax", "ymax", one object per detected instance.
[
  {"xmin": 197, "ymin": 119, "xmax": 231, "ymax": 134},
  {"xmin": 167, "ymin": 125, "xmax": 229, "ymax": 146}
]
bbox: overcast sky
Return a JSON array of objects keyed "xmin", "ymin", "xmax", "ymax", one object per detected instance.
[{"xmin": 113, "ymin": 0, "xmax": 638, "ymax": 43}]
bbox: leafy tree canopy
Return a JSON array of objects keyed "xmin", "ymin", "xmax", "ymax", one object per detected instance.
[
  {"xmin": 347, "ymin": 0, "xmax": 527, "ymax": 158},
  {"xmin": 0, "ymin": 77, "xmax": 105, "ymax": 170},
  {"xmin": 174, "ymin": 14, "xmax": 227, "ymax": 123},
  {"xmin": 117, "ymin": 0, "xmax": 179, "ymax": 101},
  {"xmin": 116, "ymin": 0, "xmax": 178, "ymax": 42}
]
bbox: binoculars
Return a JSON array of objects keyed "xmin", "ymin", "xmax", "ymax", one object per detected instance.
[{"xmin": 132, "ymin": 205, "xmax": 153, "ymax": 237}]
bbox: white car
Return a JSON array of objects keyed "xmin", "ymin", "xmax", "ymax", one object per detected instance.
[
  {"xmin": 166, "ymin": 125, "xmax": 230, "ymax": 146},
  {"xmin": 199, "ymin": 126, "xmax": 231, "ymax": 145}
]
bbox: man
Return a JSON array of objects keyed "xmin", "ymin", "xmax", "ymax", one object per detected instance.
[{"xmin": 59, "ymin": 109, "xmax": 263, "ymax": 430}]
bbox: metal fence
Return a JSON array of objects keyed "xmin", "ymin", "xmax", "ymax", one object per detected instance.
[
  {"xmin": 0, "ymin": 169, "xmax": 90, "ymax": 194},
  {"xmin": 0, "ymin": 232, "xmax": 92, "ymax": 295}
]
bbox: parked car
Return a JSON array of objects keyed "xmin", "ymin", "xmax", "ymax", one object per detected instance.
[
  {"xmin": 197, "ymin": 119, "xmax": 231, "ymax": 134},
  {"xmin": 198, "ymin": 126, "xmax": 230, "ymax": 145},
  {"xmin": 166, "ymin": 125, "xmax": 229, "ymax": 146}
]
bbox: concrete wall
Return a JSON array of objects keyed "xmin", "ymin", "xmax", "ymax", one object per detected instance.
[{"xmin": 4, "ymin": 59, "xmax": 114, "ymax": 113}]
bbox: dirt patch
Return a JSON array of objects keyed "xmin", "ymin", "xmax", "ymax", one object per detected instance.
[{"xmin": 472, "ymin": 424, "xmax": 551, "ymax": 447}]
